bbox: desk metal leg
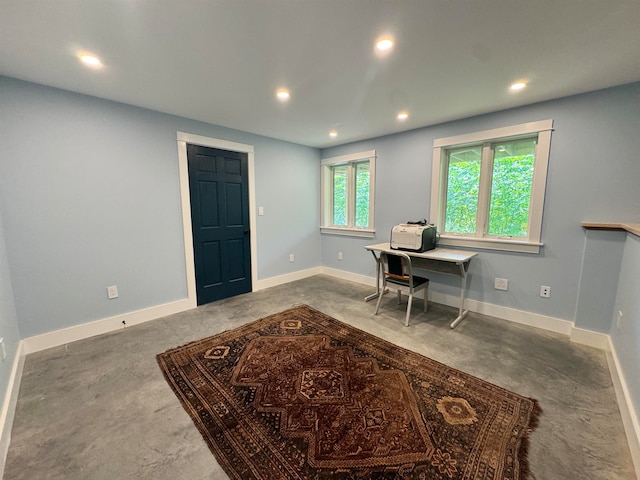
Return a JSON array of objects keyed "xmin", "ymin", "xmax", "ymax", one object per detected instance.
[
  {"xmin": 450, "ymin": 262, "xmax": 470, "ymax": 328},
  {"xmin": 365, "ymin": 250, "xmax": 388, "ymax": 302}
]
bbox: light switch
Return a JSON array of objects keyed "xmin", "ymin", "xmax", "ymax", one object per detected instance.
[{"xmin": 258, "ymin": 206, "xmax": 264, "ymax": 216}]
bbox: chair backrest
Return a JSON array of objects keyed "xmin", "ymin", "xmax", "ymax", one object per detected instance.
[{"xmin": 381, "ymin": 251, "xmax": 413, "ymax": 281}]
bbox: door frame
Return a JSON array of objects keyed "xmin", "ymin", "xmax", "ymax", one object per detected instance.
[{"xmin": 176, "ymin": 131, "xmax": 257, "ymax": 308}]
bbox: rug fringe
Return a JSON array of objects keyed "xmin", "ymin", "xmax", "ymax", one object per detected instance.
[{"xmin": 519, "ymin": 398, "xmax": 543, "ymax": 480}]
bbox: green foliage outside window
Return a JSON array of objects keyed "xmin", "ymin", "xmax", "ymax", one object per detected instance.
[
  {"xmin": 332, "ymin": 162, "xmax": 370, "ymax": 227},
  {"xmin": 332, "ymin": 166, "xmax": 347, "ymax": 225},
  {"xmin": 445, "ymin": 147, "xmax": 481, "ymax": 234},
  {"xmin": 488, "ymin": 154, "xmax": 534, "ymax": 237},
  {"xmin": 445, "ymin": 140, "xmax": 535, "ymax": 237},
  {"xmin": 355, "ymin": 162, "xmax": 370, "ymax": 227}
]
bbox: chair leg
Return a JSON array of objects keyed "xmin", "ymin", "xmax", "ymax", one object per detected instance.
[
  {"xmin": 397, "ymin": 289, "xmax": 402, "ymax": 304},
  {"xmin": 424, "ymin": 284, "xmax": 429, "ymax": 313},
  {"xmin": 405, "ymin": 293, "xmax": 413, "ymax": 327},
  {"xmin": 374, "ymin": 291, "xmax": 383, "ymax": 315},
  {"xmin": 374, "ymin": 279, "xmax": 385, "ymax": 315}
]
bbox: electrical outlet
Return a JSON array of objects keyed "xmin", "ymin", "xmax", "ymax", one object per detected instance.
[
  {"xmin": 540, "ymin": 285, "xmax": 551, "ymax": 298},
  {"xmin": 338, "ymin": 252, "xmax": 343, "ymax": 261},
  {"xmin": 289, "ymin": 253, "xmax": 294, "ymax": 262},
  {"xmin": 494, "ymin": 278, "xmax": 509, "ymax": 290},
  {"xmin": 258, "ymin": 206, "xmax": 264, "ymax": 216},
  {"xmin": 107, "ymin": 285, "xmax": 119, "ymax": 299}
]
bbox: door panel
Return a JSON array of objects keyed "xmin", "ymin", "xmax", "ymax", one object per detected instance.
[
  {"xmin": 202, "ymin": 241, "xmax": 222, "ymax": 287},
  {"xmin": 226, "ymin": 183, "xmax": 243, "ymax": 226},
  {"xmin": 228, "ymin": 239, "xmax": 245, "ymax": 280},
  {"xmin": 225, "ymin": 158, "xmax": 241, "ymax": 175},
  {"xmin": 198, "ymin": 181, "xmax": 220, "ymax": 227},
  {"xmin": 187, "ymin": 144, "xmax": 251, "ymax": 305}
]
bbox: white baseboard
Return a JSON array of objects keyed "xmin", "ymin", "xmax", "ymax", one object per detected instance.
[
  {"xmin": 17, "ymin": 267, "xmax": 335, "ymax": 355},
  {"xmin": 430, "ymin": 291, "xmax": 574, "ymax": 335},
  {"xmin": 21, "ymin": 266, "xmax": 326, "ymax": 355},
  {"xmin": 253, "ymin": 267, "xmax": 323, "ymax": 291},
  {"xmin": 15, "ymin": 268, "xmax": 613, "ymax": 355},
  {"xmin": 23, "ymin": 298, "xmax": 195, "ymax": 354},
  {"xmin": 319, "ymin": 267, "xmax": 376, "ymax": 288},
  {"xmin": 0, "ymin": 340, "xmax": 25, "ymax": 478},
  {"xmin": 606, "ymin": 337, "xmax": 640, "ymax": 478},
  {"xmin": 4, "ymin": 298, "xmax": 196, "ymax": 476},
  {"xmin": 569, "ymin": 326, "xmax": 610, "ymax": 349},
  {"xmin": 324, "ymin": 267, "xmax": 574, "ymax": 335}
]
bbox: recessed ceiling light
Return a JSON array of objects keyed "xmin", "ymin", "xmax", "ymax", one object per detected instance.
[
  {"xmin": 510, "ymin": 82, "xmax": 527, "ymax": 91},
  {"xmin": 329, "ymin": 131, "xmax": 338, "ymax": 138},
  {"xmin": 375, "ymin": 37, "xmax": 394, "ymax": 52},
  {"xmin": 79, "ymin": 54, "xmax": 102, "ymax": 67},
  {"xmin": 397, "ymin": 112, "xmax": 409, "ymax": 120},
  {"xmin": 276, "ymin": 88, "xmax": 290, "ymax": 101}
]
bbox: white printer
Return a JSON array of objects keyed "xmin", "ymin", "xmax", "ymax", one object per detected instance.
[{"xmin": 390, "ymin": 223, "xmax": 437, "ymax": 252}]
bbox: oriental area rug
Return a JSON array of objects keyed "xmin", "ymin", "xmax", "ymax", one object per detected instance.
[{"xmin": 157, "ymin": 305, "xmax": 541, "ymax": 480}]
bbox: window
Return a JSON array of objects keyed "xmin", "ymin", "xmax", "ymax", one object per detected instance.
[
  {"xmin": 321, "ymin": 150, "xmax": 376, "ymax": 237},
  {"xmin": 430, "ymin": 120, "xmax": 553, "ymax": 253}
]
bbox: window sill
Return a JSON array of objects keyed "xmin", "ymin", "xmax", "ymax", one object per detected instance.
[
  {"xmin": 320, "ymin": 227, "xmax": 376, "ymax": 238},
  {"xmin": 438, "ymin": 235, "xmax": 543, "ymax": 254}
]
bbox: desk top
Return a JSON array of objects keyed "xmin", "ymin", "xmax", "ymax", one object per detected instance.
[{"xmin": 365, "ymin": 242, "xmax": 477, "ymax": 263}]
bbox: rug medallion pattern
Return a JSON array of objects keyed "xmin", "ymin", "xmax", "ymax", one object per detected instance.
[{"xmin": 157, "ymin": 305, "xmax": 540, "ymax": 479}]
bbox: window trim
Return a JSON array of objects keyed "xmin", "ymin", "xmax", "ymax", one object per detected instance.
[
  {"xmin": 430, "ymin": 120, "xmax": 553, "ymax": 253},
  {"xmin": 321, "ymin": 150, "xmax": 376, "ymax": 237}
]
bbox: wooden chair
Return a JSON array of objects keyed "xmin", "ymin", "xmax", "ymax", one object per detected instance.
[{"xmin": 374, "ymin": 250, "xmax": 429, "ymax": 326}]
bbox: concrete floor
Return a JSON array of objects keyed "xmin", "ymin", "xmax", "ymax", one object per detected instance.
[{"xmin": 3, "ymin": 275, "xmax": 637, "ymax": 479}]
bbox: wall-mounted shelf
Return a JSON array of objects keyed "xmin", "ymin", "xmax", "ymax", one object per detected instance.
[{"xmin": 581, "ymin": 222, "xmax": 640, "ymax": 237}]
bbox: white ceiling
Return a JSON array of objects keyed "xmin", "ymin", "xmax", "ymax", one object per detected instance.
[{"xmin": 1, "ymin": 1, "xmax": 640, "ymax": 149}]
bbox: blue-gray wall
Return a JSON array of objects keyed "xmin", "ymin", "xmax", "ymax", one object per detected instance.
[
  {"xmin": 611, "ymin": 232, "xmax": 640, "ymax": 425},
  {"xmin": 0, "ymin": 76, "xmax": 321, "ymax": 341},
  {"xmin": 576, "ymin": 230, "xmax": 627, "ymax": 332},
  {"xmin": 321, "ymin": 82, "xmax": 640, "ymax": 326},
  {"xmin": 0, "ymin": 195, "xmax": 21, "ymax": 409}
]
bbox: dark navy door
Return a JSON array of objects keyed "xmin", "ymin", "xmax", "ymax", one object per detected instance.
[{"xmin": 187, "ymin": 144, "xmax": 251, "ymax": 305}]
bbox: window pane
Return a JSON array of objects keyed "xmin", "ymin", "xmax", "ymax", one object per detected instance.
[
  {"xmin": 445, "ymin": 147, "xmax": 481, "ymax": 234},
  {"xmin": 354, "ymin": 162, "xmax": 370, "ymax": 227},
  {"xmin": 488, "ymin": 139, "xmax": 536, "ymax": 237},
  {"xmin": 332, "ymin": 165, "xmax": 348, "ymax": 226}
]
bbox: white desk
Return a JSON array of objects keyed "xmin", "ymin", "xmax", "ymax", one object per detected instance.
[{"xmin": 365, "ymin": 242, "xmax": 477, "ymax": 328}]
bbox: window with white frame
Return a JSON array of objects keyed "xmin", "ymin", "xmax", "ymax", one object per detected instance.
[
  {"xmin": 430, "ymin": 120, "xmax": 553, "ymax": 253},
  {"xmin": 321, "ymin": 150, "xmax": 376, "ymax": 237}
]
